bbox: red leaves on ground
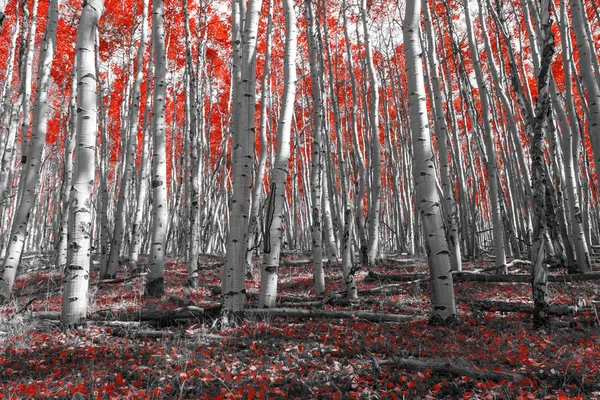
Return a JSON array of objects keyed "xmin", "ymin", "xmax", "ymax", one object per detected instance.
[{"xmin": 1, "ymin": 257, "xmax": 599, "ymax": 398}]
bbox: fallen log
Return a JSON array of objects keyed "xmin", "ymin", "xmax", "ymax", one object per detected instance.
[
  {"xmin": 244, "ymin": 308, "xmax": 415, "ymax": 323},
  {"xmin": 93, "ymin": 305, "xmax": 222, "ymax": 322},
  {"xmin": 376, "ymin": 357, "xmax": 523, "ymax": 381},
  {"xmin": 31, "ymin": 311, "xmax": 60, "ymax": 320},
  {"xmin": 281, "ymin": 259, "xmax": 313, "ymax": 267},
  {"xmin": 94, "ymin": 273, "xmax": 147, "ymax": 286},
  {"xmin": 463, "ymin": 299, "xmax": 590, "ymax": 316},
  {"xmin": 365, "ymin": 272, "xmax": 428, "ymax": 283},
  {"xmin": 367, "ymin": 271, "xmax": 600, "ymax": 283}
]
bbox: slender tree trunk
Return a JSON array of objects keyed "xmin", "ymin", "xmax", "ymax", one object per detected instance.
[
  {"xmin": 553, "ymin": 0, "xmax": 592, "ymax": 273},
  {"xmin": 404, "ymin": 0, "xmax": 456, "ymax": 323},
  {"xmin": 104, "ymin": 0, "xmax": 149, "ymax": 279},
  {"xmin": 221, "ymin": 0, "xmax": 262, "ymax": 320},
  {"xmin": 130, "ymin": 57, "xmax": 153, "ymax": 266},
  {"xmin": 246, "ymin": 0, "xmax": 273, "ymax": 278},
  {"xmin": 56, "ymin": 60, "xmax": 77, "ymax": 271},
  {"xmin": 0, "ymin": 0, "xmax": 58, "ymax": 300},
  {"xmin": 305, "ymin": 0, "xmax": 325, "ymax": 295},
  {"xmin": 60, "ymin": 0, "xmax": 103, "ymax": 325},
  {"xmin": 146, "ymin": 0, "xmax": 168, "ymax": 297},
  {"xmin": 570, "ymin": 0, "xmax": 600, "ymax": 201},
  {"xmin": 342, "ymin": 0, "xmax": 367, "ymax": 262},
  {"xmin": 423, "ymin": 0, "xmax": 461, "ymax": 271},
  {"xmin": 360, "ymin": 0, "xmax": 381, "ymax": 267},
  {"xmin": 258, "ymin": 0, "xmax": 296, "ymax": 308},
  {"xmin": 530, "ymin": 0, "xmax": 555, "ymax": 328},
  {"xmin": 463, "ymin": 0, "xmax": 506, "ymax": 272}
]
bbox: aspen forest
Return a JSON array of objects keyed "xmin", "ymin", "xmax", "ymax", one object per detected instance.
[{"xmin": 2, "ymin": 0, "xmax": 600, "ymax": 397}]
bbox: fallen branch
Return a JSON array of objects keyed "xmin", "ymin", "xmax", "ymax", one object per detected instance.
[
  {"xmin": 381, "ymin": 257, "xmax": 422, "ymax": 265},
  {"xmin": 367, "ymin": 271, "xmax": 600, "ymax": 283},
  {"xmin": 464, "ymin": 299, "xmax": 591, "ymax": 316},
  {"xmin": 376, "ymin": 357, "xmax": 523, "ymax": 381},
  {"xmin": 277, "ymin": 293, "xmax": 345, "ymax": 308},
  {"xmin": 365, "ymin": 272, "xmax": 428, "ymax": 283},
  {"xmin": 244, "ymin": 308, "xmax": 415, "ymax": 323},
  {"xmin": 93, "ymin": 305, "xmax": 222, "ymax": 322},
  {"xmin": 94, "ymin": 273, "xmax": 148, "ymax": 286},
  {"xmin": 198, "ymin": 262, "xmax": 225, "ymax": 270},
  {"xmin": 281, "ymin": 259, "xmax": 313, "ymax": 267}
]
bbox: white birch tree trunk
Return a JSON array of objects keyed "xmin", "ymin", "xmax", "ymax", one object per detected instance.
[
  {"xmin": 60, "ymin": 0, "xmax": 103, "ymax": 325},
  {"xmin": 360, "ymin": 0, "xmax": 381, "ymax": 267},
  {"xmin": 246, "ymin": 0, "xmax": 273, "ymax": 278},
  {"xmin": 146, "ymin": 0, "xmax": 168, "ymax": 297},
  {"xmin": 463, "ymin": 0, "xmax": 506, "ymax": 272},
  {"xmin": 530, "ymin": 0, "xmax": 555, "ymax": 327},
  {"xmin": 104, "ymin": 0, "xmax": 149, "ymax": 280},
  {"xmin": 221, "ymin": 0, "xmax": 262, "ymax": 320},
  {"xmin": 570, "ymin": 0, "xmax": 600, "ymax": 202},
  {"xmin": 0, "ymin": 0, "xmax": 58, "ymax": 300},
  {"xmin": 258, "ymin": 0, "xmax": 296, "ymax": 308},
  {"xmin": 305, "ymin": 0, "xmax": 325, "ymax": 296},
  {"xmin": 423, "ymin": 0, "xmax": 461, "ymax": 272},
  {"xmin": 129, "ymin": 53, "xmax": 154, "ymax": 265},
  {"xmin": 56, "ymin": 60, "xmax": 77, "ymax": 271},
  {"xmin": 404, "ymin": 0, "xmax": 456, "ymax": 322}
]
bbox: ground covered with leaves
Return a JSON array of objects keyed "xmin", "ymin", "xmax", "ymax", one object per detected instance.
[{"xmin": 1, "ymin": 255, "xmax": 599, "ymax": 399}]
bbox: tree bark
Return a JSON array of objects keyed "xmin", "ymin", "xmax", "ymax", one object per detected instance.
[
  {"xmin": 104, "ymin": 0, "xmax": 149, "ymax": 280},
  {"xmin": 404, "ymin": 0, "xmax": 456, "ymax": 322},
  {"xmin": 0, "ymin": 0, "xmax": 58, "ymax": 300},
  {"xmin": 258, "ymin": 0, "xmax": 296, "ymax": 308},
  {"xmin": 145, "ymin": 0, "xmax": 169, "ymax": 297},
  {"xmin": 60, "ymin": 0, "xmax": 103, "ymax": 326}
]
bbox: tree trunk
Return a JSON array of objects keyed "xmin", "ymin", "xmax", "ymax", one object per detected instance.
[
  {"xmin": 146, "ymin": 0, "xmax": 168, "ymax": 297},
  {"xmin": 423, "ymin": 0, "xmax": 461, "ymax": 272},
  {"xmin": 56, "ymin": 60, "xmax": 77, "ymax": 271},
  {"xmin": 360, "ymin": 0, "xmax": 381, "ymax": 267},
  {"xmin": 129, "ymin": 52, "xmax": 154, "ymax": 265},
  {"xmin": 221, "ymin": 0, "xmax": 262, "ymax": 321},
  {"xmin": 60, "ymin": 0, "xmax": 103, "ymax": 325},
  {"xmin": 305, "ymin": 0, "xmax": 325, "ymax": 296},
  {"xmin": 258, "ymin": 0, "xmax": 296, "ymax": 308},
  {"xmin": 530, "ymin": 0, "xmax": 555, "ymax": 328},
  {"xmin": 104, "ymin": 0, "xmax": 149, "ymax": 280},
  {"xmin": 0, "ymin": 0, "xmax": 58, "ymax": 300},
  {"xmin": 403, "ymin": 0, "xmax": 456, "ymax": 322},
  {"xmin": 463, "ymin": 0, "xmax": 506, "ymax": 273},
  {"xmin": 246, "ymin": 0, "xmax": 273, "ymax": 278}
]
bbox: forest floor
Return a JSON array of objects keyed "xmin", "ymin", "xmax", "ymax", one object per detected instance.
[{"xmin": 1, "ymin": 255, "xmax": 600, "ymax": 399}]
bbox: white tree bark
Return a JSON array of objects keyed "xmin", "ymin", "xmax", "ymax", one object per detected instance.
[
  {"xmin": 60, "ymin": 0, "xmax": 103, "ymax": 325},
  {"xmin": 570, "ymin": 0, "xmax": 600, "ymax": 200},
  {"xmin": 0, "ymin": 0, "xmax": 58, "ymax": 300},
  {"xmin": 305, "ymin": 0, "xmax": 325, "ymax": 296},
  {"xmin": 246, "ymin": 0, "xmax": 274, "ymax": 278},
  {"xmin": 56, "ymin": 59, "xmax": 77, "ymax": 271},
  {"xmin": 221, "ymin": 0, "xmax": 262, "ymax": 319},
  {"xmin": 360, "ymin": 0, "xmax": 381, "ymax": 267},
  {"xmin": 404, "ymin": 0, "xmax": 456, "ymax": 322},
  {"xmin": 463, "ymin": 0, "xmax": 506, "ymax": 272},
  {"xmin": 129, "ymin": 52, "xmax": 154, "ymax": 265},
  {"xmin": 423, "ymin": 0, "xmax": 461, "ymax": 272},
  {"xmin": 146, "ymin": 0, "xmax": 168, "ymax": 297},
  {"xmin": 104, "ymin": 0, "xmax": 150, "ymax": 280},
  {"xmin": 258, "ymin": 0, "xmax": 296, "ymax": 308}
]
